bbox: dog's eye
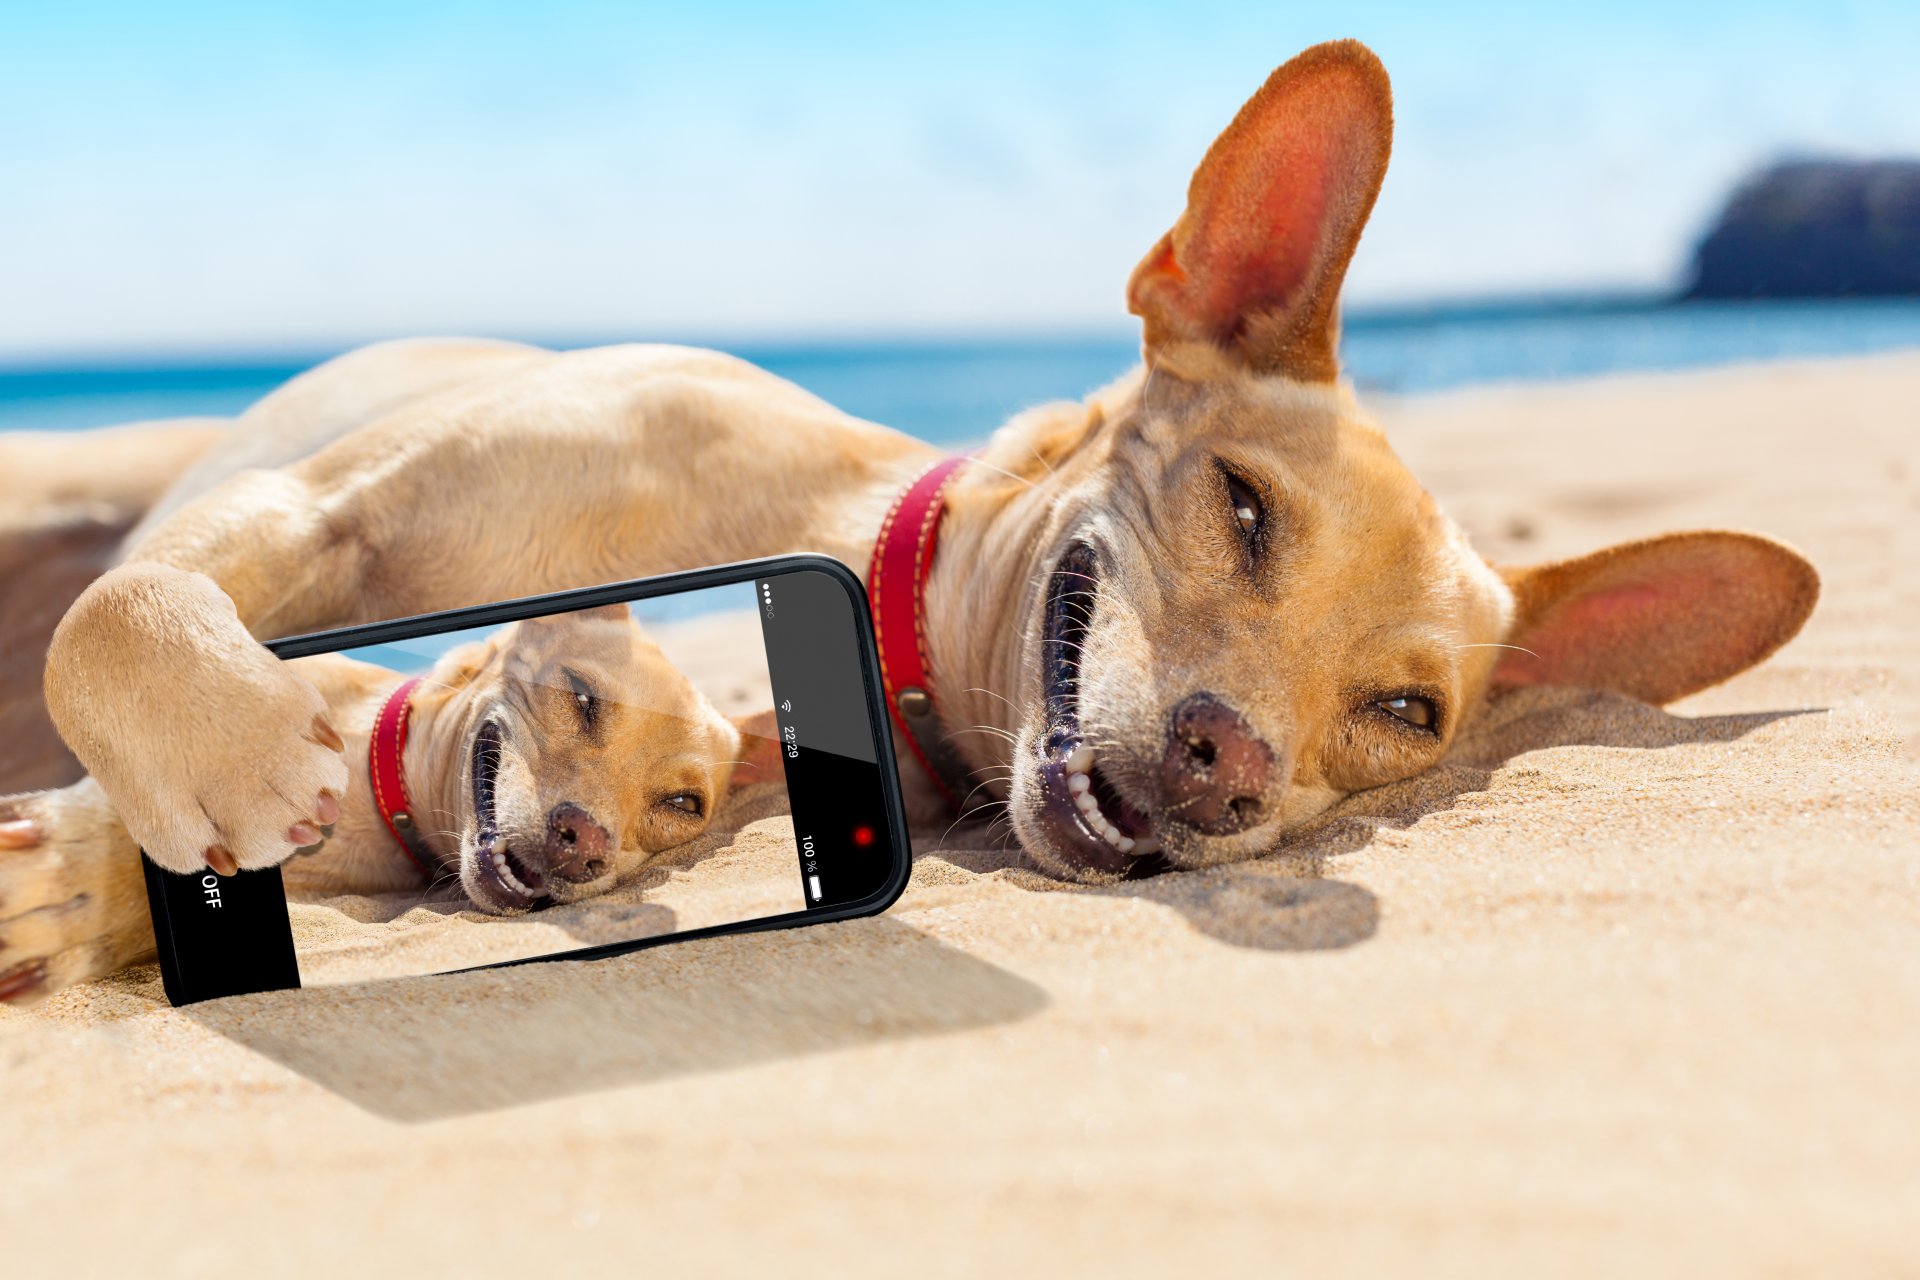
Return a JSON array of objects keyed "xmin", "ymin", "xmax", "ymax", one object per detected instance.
[
  {"xmin": 565, "ymin": 671, "xmax": 598, "ymax": 728},
  {"xmin": 661, "ymin": 793, "xmax": 703, "ymax": 817},
  {"xmin": 1378, "ymin": 696, "xmax": 1437, "ymax": 731},
  {"xmin": 1225, "ymin": 473, "xmax": 1262, "ymax": 541}
]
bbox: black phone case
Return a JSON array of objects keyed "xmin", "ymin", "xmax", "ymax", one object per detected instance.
[{"xmin": 143, "ymin": 554, "xmax": 913, "ymax": 1005}]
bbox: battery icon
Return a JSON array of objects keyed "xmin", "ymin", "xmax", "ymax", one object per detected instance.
[{"xmin": 808, "ymin": 875, "xmax": 822, "ymax": 902}]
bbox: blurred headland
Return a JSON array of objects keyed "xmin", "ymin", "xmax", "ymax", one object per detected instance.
[{"xmin": 1686, "ymin": 159, "xmax": 1920, "ymax": 299}]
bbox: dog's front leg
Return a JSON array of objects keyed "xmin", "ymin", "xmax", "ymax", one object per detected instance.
[
  {"xmin": 44, "ymin": 467, "xmax": 369, "ymax": 876},
  {"xmin": 44, "ymin": 434, "xmax": 676, "ymax": 878},
  {"xmin": 0, "ymin": 779, "xmax": 154, "ymax": 1004}
]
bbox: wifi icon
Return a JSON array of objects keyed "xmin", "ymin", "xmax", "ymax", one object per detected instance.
[{"xmin": 781, "ymin": 700, "xmax": 793, "ymax": 713}]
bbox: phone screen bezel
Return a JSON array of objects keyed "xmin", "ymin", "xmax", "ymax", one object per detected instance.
[{"xmin": 144, "ymin": 553, "xmax": 913, "ymax": 1003}]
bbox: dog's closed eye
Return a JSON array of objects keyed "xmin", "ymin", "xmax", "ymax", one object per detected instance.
[
  {"xmin": 1228, "ymin": 475, "xmax": 1261, "ymax": 537},
  {"xmin": 660, "ymin": 793, "xmax": 704, "ymax": 817},
  {"xmin": 565, "ymin": 670, "xmax": 599, "ymax": 730},
  {"xmin": 1376, "ymin": 695, "xmax": 1437, "ymax": 732},
  {"xmin": 1215, "ymin": 462, "xmax": 1269, "ymax": 564}
]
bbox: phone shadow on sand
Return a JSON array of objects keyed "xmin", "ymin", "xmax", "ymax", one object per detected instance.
[
  {"xmin": 186, "ymin": 916, "xmax": 1046, "ymax": 1124},
  {"xmin": 933, "ymin": 687, "xmax": 1819, "ymax": 956},
  {"xmin": 185, "ymin": 691, "xmax": 1813, "ymax": 1121}
]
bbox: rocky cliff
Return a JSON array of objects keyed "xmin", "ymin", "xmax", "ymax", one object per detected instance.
[{"xmin": 1685, "ymin": 159, "xmax": 1920, "ymax": 298}]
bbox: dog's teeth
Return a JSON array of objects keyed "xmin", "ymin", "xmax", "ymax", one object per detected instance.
[
  {"xmin": 1132, "ymin": 835, "xmax": 1162, "ymax": 855},
  {"xmin": 1065, "ymin": 744, "xmax": 1094, "ymax": 774},
  {"xmin": 1067, "ymin": 772, "xmax": 1091, "ymax": 795},
  {"xmin": 1115, "ymin": 835, "xmax": 1136, "ymax": 854},
  {"xmin": 1074, "ymin": 791, "xmax": 1099, "ymax": 815},
  {"xmin": 490, "ymin": 851, "xmax": 532, "ymax": 898}
]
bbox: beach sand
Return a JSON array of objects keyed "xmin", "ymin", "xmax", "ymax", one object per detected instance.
[
  {"xmin": 3, "ymin": 353, "xmax": 1916, "ymax": 1275},
  {"xmin": 287, "ymin": 789, "xmax": 805, "ymax": 988}
]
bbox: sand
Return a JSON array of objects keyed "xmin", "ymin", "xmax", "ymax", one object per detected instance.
[
  {"xmin": 3, "ymin": 352, "xmax": 1917, "ymax": 1276},
  {"xmin": 288, "ymin": 789, "xmax": 805, "ymax": 988}
]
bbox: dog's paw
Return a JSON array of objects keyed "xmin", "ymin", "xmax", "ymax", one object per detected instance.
[
  {"xmin": 45, "ymin": 563, "xmax": 350, "ymax": 876},
  {"xmin": 0, "ymin": 783, "xmax": 154, "ymax": 1005}
]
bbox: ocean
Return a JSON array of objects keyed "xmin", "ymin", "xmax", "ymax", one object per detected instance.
[{"xmin": 5, "ymin": 297, "xmax": 1919, "ymax": 447}]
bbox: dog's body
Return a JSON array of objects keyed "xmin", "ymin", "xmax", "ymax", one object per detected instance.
[
  {"xmin": 0, "ymin": 41, "xmax": 1817, "ymax": 1003},
  {"xmin": 0, "ymin": 606, "xmax": 777, "ymax": 997}
]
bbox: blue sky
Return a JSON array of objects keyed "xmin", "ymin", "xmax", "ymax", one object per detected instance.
[
  {"xmin": 3, "ymin": 1, "xmax": 1917, "ymax": 359},
  {"xmin": 346, "ymin": 582, "xmax": 758, "ymax": 673}
]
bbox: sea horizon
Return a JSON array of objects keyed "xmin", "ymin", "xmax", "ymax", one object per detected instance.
[{"xmin": 6, "ymin": 293, "xmax": 1920, "ymax": 446}]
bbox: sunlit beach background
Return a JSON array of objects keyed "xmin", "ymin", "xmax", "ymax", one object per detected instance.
[
  {"xmin": 4, "ymin": 1, "xmax": 1918, "ymax": 441},
  {"xmin": 8, "ymin": 7, "xmax": 1920, "ymax": 1272}
]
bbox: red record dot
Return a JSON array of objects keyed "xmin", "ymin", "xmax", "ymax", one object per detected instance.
[{"xmin": 851, "ymin": 825, "xmax": 875, "ymax": 847}]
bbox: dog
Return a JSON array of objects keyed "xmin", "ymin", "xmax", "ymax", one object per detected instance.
[
  {"xmin": 0, "ymin": 605, "xmax": 783, "ymax": 999},
  {"xmin": 0, "ymin": 40, "xmax": 1817, "ymax": 1005}
]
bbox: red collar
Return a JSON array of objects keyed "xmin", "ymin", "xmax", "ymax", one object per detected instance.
[
  {"xmin": 366, "ymin": 462, "xmax": 976, "ymax": 843},
  {"xmin": 370, "ymin": 676, "xmax": 436, "ymax": 878},
  {"xmin": 867, "ymin": 455, "xmax": 978, "ymax": 812}
]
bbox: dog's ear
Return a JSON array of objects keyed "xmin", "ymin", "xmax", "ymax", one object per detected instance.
[
  {"xmin": 430, "ymin": 637, "xmax": 501, "ymax": 691},
  {"xmin": 510, "ymin": 604, "xmax": 634, "ymax": 664},
  {"xmin": 522, "ymin": 603, "xmax": 631, "ymax": 630},
  {"xmin": 726, "ymin": 709, "xmax": 788, "ymax": 793},
  {"xmin": 1493, "ymin": 532, "xmax": 1818, "ymax": 705},
  {"xmin": 1127, "ymin": 39, "xmax": 1392, "ymax": 381}
]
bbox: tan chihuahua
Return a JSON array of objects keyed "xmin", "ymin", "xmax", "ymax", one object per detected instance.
[
  {"xmin": 0, "ymin": 41, "xmax": 1815, "ymax": 1003},
  {"xmin": 0, "ymin": 605, "xmax": 782, "ymax": 997}
]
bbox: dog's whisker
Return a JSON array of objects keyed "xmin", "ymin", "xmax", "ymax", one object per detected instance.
[
  {"xmin": 396, "ymin": 676, "xmax": 473, "ymax": 703},
  {"xmin": 938, "ymin": 779, "xmax": 1011, "ymax": 845},
  {"xmin": 965, "ymin": 458, "xmax": 1038, "ymax": 492},
  {"xmin": 957, "ymin": 769, "xmax": 1013, "ymax": 796},
  {"xmin": 952, "ymin": 724, "xmax": 1020, "ymax": 745},
  {"xmin": 968, "ymin": 800, "xmax": 1013, "ymax": 837},
  {"xmin": 1455, "ymin": 642, "xmax": 1542, "ymax": 659},
  {"xmin": 962, "ymin": 686, "xmax": 1022, "ymax": 714}
]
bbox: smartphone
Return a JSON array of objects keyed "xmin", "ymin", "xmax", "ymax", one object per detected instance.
[{"xmin": 140, "ymin": 555, "xmax": 911, "ymax": 1005}]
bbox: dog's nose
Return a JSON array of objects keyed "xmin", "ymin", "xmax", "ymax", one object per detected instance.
[
  {"xmin": 1160, "ymin": 693, "xmax": 1275, "ymax": 835},
  {"xmin": 542, "ymin": 802, "xmax": 612, "ymax": 883}
]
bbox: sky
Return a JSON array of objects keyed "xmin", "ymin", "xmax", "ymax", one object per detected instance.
[
  {"xmin": 3, "ymin": 1, "xmax": 1918, "ymax": 360},
  {"xmin": 347, "ymin": 582, "xmax": 757, "ymax": 673}
]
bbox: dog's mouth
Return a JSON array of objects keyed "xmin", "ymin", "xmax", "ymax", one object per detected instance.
[
  {"xmin": 467, "ymin": 720, "xmax": 550, "ymax": 913},
  {"xmin": 1028, "ymin": 543, "xmax": 1166, "ymax": 878}
]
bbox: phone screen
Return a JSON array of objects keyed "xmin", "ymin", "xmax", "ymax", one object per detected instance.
[{"xmin": 141, "ymin": 559, "xmax": 910, "ymax": 1002}]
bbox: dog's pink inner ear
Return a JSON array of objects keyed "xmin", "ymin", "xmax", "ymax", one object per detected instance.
[
  {"xmin": 1493, "ymin": 532, "xmax": 1820, "ymax": 706},
  {"xmin": 1126, "ymin": 39, "xmax": 1392, "ymax": 380},
  {"xmin": 727, "ymin": 710, "xmax": 787, "ymax": 793}
]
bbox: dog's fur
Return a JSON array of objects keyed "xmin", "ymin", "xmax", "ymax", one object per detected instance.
[
  {"xmin": 0, "ymin": 41, "xmax": 1817, "ymax": 1003},
  {"xmin": 0, "ymin": 606, "xmax": 780, "ymax": 999}
]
